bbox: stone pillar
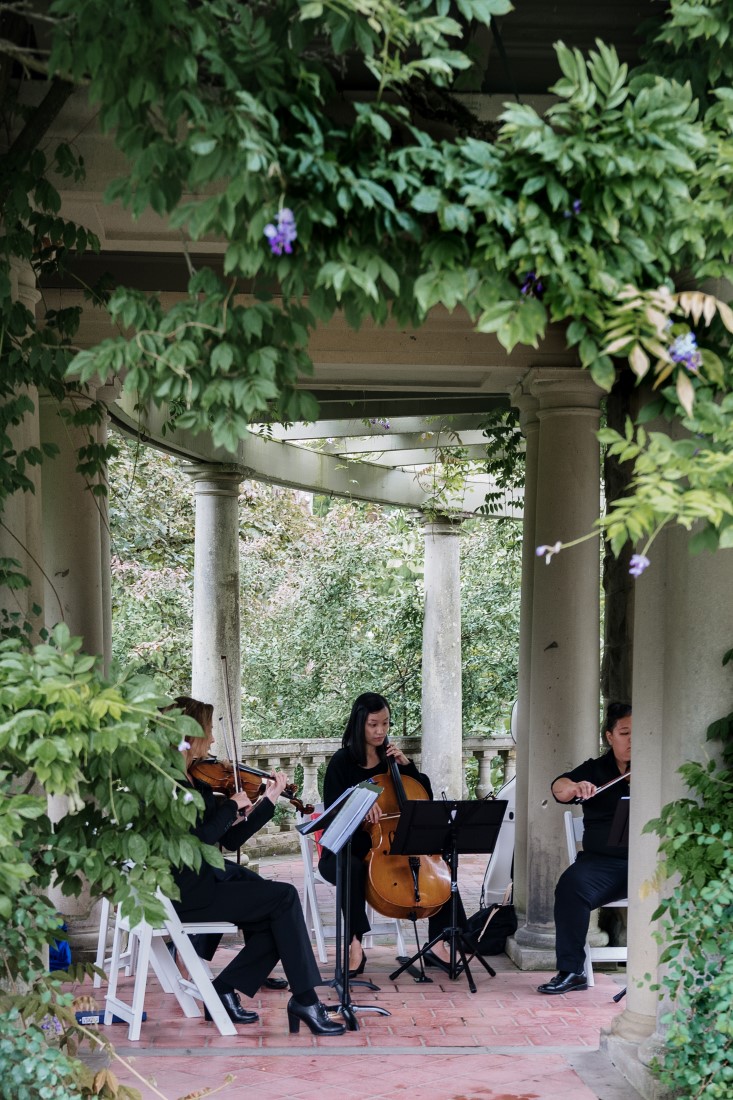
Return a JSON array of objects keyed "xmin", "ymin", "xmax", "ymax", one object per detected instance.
[
  {"xmin": 39, "ymin": 391, "xmax": 110, "ymax": 663},
  {"xmin": 39, "ymin": 386, "xmax": 113, "ymax": 959},
  {"xmin": 508, "ymin": 385, "xmax": 540, "ymax": 924},
  {"xmin": 508, "ymin": 368, "xmax": 602, "ymax": 969},
  {"xmin": 603, "ymin": 526, "xmax": 733, "ymax": 1095},
  {"xmin": 187, "ymin": 464, "xmax": 245, "ymax": 756},
  {"xmin": 421, "ymin": 516, "xmax": 463, "ymax": 797},
  {"xmin": 0, "ymin": 260, "xmax": 44, "ymax": 637}
]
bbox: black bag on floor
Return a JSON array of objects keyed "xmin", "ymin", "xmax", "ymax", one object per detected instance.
[{"xmin": 463, "ymin": 883, "xmax": 517, "ymax": 956}]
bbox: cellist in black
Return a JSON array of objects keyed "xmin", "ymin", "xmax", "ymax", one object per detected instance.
[{"xmin": 318, "ymin": 692, "xmax": 466, "ymax": 977}]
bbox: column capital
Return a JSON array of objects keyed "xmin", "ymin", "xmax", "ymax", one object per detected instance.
[
  {"xmin": 509, "ymin": 383, "xmax": 539, "ymax": 435},
  {"xmin": 526, "ymin": 367, "xmax": 603, "ymax": 412},
  {"xmin": 184, "ymin": 462, "xmax": 247, "ymax": 495},
  {"xmin": 421, "ymin": 514, "xmax": 463, "ymax": 536}
]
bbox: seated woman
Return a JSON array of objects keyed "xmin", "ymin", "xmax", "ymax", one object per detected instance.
[
  {"xmin": 318, "ymin": 691, "xmax": 464, "ymax": 976},
  {"xmin": 537, "ymin": 701, "xmax": 631, "ymax": 995},
  {"xmin": 169, "ymin": 696, "xmax": 344, "ymax": 1035}
]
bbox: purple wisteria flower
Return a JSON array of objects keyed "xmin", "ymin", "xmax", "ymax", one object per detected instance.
[
  {"xmin": 520, "ymin": 271, "xmax": 544, "ymax": 299},
  {"xmin": 629, "ymin": 553, "xmax": 650, "ymax": 577},
  {"xmin": 369, "ymin": 417, "xmax": 390, "ymax": 430},
  {"xmin": 669, "ymin": 330, "xmax": 702, "ymax": 373},
  {"xmin": 563, "ymin": 199, "xmax": 582, "ymax": 218},
  {"xmin": 264, "ymin": 207, "xmax": 297, "ymax": 256},
  {"xmin": 536, "ymin": 540, "xmax": 562, "ymax": 564},
  {"xmin": 177, "ymin": 738, "xmax": 191, "ymax": 753}
]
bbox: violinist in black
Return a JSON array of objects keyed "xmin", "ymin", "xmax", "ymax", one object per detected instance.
[
  {"xmin": 537, "ymin": 702, "xmax": 631, "ymax": 995},
  {"xmin": 318, "ymin": 692, "xmax": 465, "ymax": 977},
  {"xmin": 169, "ymin": 696, "xmax": 344, "ymax": 1036}
]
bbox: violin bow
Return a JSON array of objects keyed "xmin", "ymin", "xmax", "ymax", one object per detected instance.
[
  {"xmin": 578, "ymin": 770, "xmax": 631, "ymax": 802},
  {"xmin": 220, "ymin": 654, "xmax": 243, "ymax": 798}
]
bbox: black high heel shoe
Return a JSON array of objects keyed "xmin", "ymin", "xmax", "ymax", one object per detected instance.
[
  {"xmin": 204, "ymin": 990, "xmax": 259, "ymax": 1025},
  {"xmin": 287, "ymin": 997, "xmax": 346, "ymax": 1036},
  {"xmin": 348, "ymin": 950, "xmax": 367, "ymax": 978}
]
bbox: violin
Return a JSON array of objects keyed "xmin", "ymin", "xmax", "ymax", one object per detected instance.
[
  {"xmin": 189, "ymin": 758, "xmax": 314, "ymax": 816},
  {"xmin": 363, "ymin": 739, "xmax": 451, "ymax": 921}
]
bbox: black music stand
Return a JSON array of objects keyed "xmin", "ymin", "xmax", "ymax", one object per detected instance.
[
  {"xmin": 608, "ymin": 796, "xmax": 630, "ymax": 850},
  {"xmin": 298, "ymin": 783, "xmax": 390, "ymax": 1031},
  {"xmin": 388, "ymin": 798, "xmax": 507, "ymax": 994}
]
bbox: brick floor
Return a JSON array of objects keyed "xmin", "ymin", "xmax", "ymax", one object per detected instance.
[{"xmin": 86, "ymin": 853, "xmax": 641, "ymax": 1100}]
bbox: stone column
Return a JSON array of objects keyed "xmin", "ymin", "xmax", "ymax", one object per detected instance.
[
  {"xmin": 508, "ymin": 368, "xmax": 602, "ymax": 969},
  {"xmin": 39, "ymin": 391, "xmax": 110, "ymax": 662},
  {"xmin": 508, "ymin": 385, "xmax": 540, "ymax": 924},
  {"xmin": 421, "ymin": 516, "xmax": 463, "ymax": 797},
  {"xmin": 603, "ymin": 526, "xmax": 733, "ymax": 1094},
  {"xmin": 39, "ymin": 386, "xmax": 113, "ymax": 959},
  {"xmin": 186, "ymin": 464, "xmax": 245, "ymax": 756},
  {"xmin": 0, "ymin": 260, "xmax": 44, "ymax": 637}
]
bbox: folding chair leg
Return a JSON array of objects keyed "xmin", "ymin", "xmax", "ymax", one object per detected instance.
[
  {"xmin": 584, "ymin": 943, "xmax": 595, "ymax": 987},
  {"xmin": 166, "ymin": 927, "xmax": 237, "ymax": 1036},
  {"xmin": 105, "ymin": 922, "xmax": 153, "ymax": 1041},
  {"xmin": 93, "ymin": 898, "xmax": 111, "ymax": 989}
]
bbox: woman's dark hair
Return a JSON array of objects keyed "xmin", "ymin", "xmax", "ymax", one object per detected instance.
[
  {"xmin": 342, "ymin": 692, "xmax": 391, "ymax": 766},
  {"xmin": 605, "ymin": 701, "xmax": 632, "ymax": 734}
]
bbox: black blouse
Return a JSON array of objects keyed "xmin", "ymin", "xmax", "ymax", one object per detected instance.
[
  {"xmin": 552, "ymin": 751, "xmax": 630, "ymax": 859},
  {"xmin": 322, "ymin": 746, "xmax": 433, "ymax": 860},
  {"xmin": 173, "ymin": 778, "xmax": 274, "ymax": 910}
]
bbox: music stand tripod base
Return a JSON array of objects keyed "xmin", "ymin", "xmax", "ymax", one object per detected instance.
[{"xmin": 386, "ymin": 798, "xmax": 507, "ymax": 994}]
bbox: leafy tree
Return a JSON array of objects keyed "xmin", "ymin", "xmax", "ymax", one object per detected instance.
[{"xmin": 109, "ymin": 439, "xmax": 521, "ymax": 740}]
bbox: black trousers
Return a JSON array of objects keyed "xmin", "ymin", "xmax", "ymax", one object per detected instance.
[
  {"xmin": 174, "ymin": 863, "xmax": 322, "ymax": 998},
  {"xmin": 554, "ymin": 852, "xmax": 628, "ymax": 973},
  {"xmin": 318, "ymin": 849, "xmax": 466, "ymax": 943}
]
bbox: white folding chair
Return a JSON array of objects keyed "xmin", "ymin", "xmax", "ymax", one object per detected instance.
[
  {"xmin": 298, "ymin": 813, "xmax": 406, "ymax": 962},
  {"xmin": 103, "ymin": 891, "xmax": 240, "ymax": 1040},
  {"xmin": 93, "ymin": 896, "xmax": 137, "ymax": 988},
  {"xmin": 563, "ymin": 811, "xmax": 628, "ymax": 986}
]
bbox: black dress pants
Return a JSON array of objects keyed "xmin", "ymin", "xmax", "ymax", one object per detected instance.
[
  {"xmin": 318, "ymin": 849, "xmax": 466, "ymax": 942},
  {"xmin": 175, "ymin": 863, "xmax": 322, "ymax": 998},
  {"xmin": 554, "ymin": 852, "xmax": 628, "ymax": 973}
]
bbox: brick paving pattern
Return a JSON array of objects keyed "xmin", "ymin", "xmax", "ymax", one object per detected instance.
[{"xmin": 92, "ymin": 853, "xmax": 640, "ymax": 1100}]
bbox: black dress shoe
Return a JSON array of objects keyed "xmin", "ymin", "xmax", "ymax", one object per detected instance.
[
  {"xmin": 204, "ymin": 990, "xmax": 259, "ymax": 1024},
  {"xmin": 286, "ymin": 997, "xmax": 346, "ymax": 1036},
  {"xmin": 262, "ymin": 976, "xmax": 289, "ymax": 991},
  {"xmin": 537, "ymin": 971, "xmax": 588, "ymax": 994}
]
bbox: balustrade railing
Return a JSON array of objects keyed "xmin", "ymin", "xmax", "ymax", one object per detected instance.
[{"xmin": 237, "ymin": 734, "xmax": 516, "ymax": 814}]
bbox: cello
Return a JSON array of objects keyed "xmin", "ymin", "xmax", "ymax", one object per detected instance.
[{"xmin": 363, "ymin": 738, "xmax": 451, "ymax": 921}]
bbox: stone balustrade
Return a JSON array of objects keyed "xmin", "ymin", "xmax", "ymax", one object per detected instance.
[{"xmin": 239, "ymin": 735, "xmax": 516, "ymax": 811}]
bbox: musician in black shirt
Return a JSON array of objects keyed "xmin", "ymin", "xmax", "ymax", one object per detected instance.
[{"xmin": 537, "ymin": 702, "xmax": 631, "ymax": 995}]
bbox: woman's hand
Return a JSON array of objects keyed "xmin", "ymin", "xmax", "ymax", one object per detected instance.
[
  {"xmin": 230, "ymin": 790, "xmax": 254, "ymax": 817},
  {"xmin": 264, "ymin": 771, "xmax": 290, "ymax": 805},
  {"xmin": 552, "ymin": 777, "xmax": 595, "ymax": 803},
  {"xmin": 364, "ymin": 802, "xmax": 383, "ymax": 825},
  {"xmin": 385, "ymin": 742, "xmax": 409, "ymax": 766}
]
